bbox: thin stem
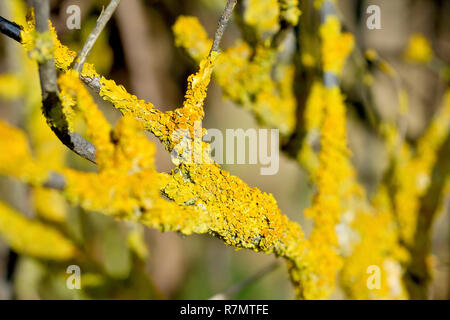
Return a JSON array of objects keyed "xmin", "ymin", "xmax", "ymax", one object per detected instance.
[
  {"xmin": 74, "ymin": 0, "xmax": 121, "ymax": 72},
  {"xmin": 210, "ymin": 0, "xmax": 237, "ymax": 55}
]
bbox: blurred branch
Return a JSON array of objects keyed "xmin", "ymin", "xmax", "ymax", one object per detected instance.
[
  {"xmin": 0, "ymin": 0, "xmax": 237, "ymax": 163},
  {"xmin": 405, "ymin": 136, "xmax": 450, "ymax": 299},
  {"xmin": 74, "ymin": 0, "xmax": 121, "ymax": 73},
  {"xmin": 321, "ymin": 0, "xmax": 339, "ymax": 88}
]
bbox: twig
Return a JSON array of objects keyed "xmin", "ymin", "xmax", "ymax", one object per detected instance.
[
  {"xmin": 32, "ymin": 0, "xmax": 96, "ymax": 163},
  {"xmin": 74, "ymin": 0, "xmax": 121, "ymax": 72},
  {"xmin": 209, "ymin": 261, "xmax": 280, "ymax": 300},
  {"xmin": 210, "ymin": 0, "xmax": 237, "ymax": 55}
]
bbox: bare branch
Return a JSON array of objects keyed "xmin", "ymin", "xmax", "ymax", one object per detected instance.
[
  {"xmin": 32, "ymin": 0, "xmax": 96, "ymax": 163},
  {"xmin": 74, "ymin": 0, "xmax": 121, "ymax": 72},
  {"xmin": 210, "ymin": 0, "xmax": 238, "ymax": 54}
]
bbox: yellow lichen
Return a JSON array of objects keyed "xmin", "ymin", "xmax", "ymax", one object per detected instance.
[
  {"xmin": 173, "ymin": 17, "xmax": 297, "ymax": 136},
  {"xmin": 244, "ymin": 0, "xmax": 280, "ymax": 36},
  {"xmin": 0, "ymin": 74, "xmax": 23, "ymax": 99},
  {"xmin": 0, "ymin": 201, "xmax": 76, "ymax": 260},
  {"xmin": 21, "ymin": 12, "xmax": 76, "ymax": 70},
  {"xmin": 173, "ymin": 16, "xmax": 212, "ymax": 61},
  {"xmin": 298, "ymin": 82, "xmax": 325, "ymax": 177},
  {"xmin": 404, "ymin": 33, "xmax": 433, "ymax": 64},
  {"xmin": 320, "ymin": 16, "xmax": 354, "ymax": 75}
]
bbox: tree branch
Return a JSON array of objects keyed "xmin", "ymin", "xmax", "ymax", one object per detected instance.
[
  {"xmin": 210, "ymin": 0, "xmax": 237, "ymax": 54},
  {"xmin": 32, "ymin": 0, "xmax": 96, "ymax": 163},
  {"xmin": 74, "ymin": 0, "xmax": 121, "ymax": 72}
]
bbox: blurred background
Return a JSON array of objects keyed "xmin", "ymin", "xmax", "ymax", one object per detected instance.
[{"xmin": 0, "ymin": 0, "xmax": 449, "ymax": 299}]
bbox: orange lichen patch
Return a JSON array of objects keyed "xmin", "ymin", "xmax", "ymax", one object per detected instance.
[
  {"xmin": 58, "ymin": 71, "xmax": 212, "ymax": 233},
  {"xmin": 21, "ymin": 13, "xmax": 76, "ymax": 70},
  {"xmin": 6, "ymin": 0, "xmax": 69, "ymax": 224},
  {"xmin": 216, "ymin": 43, "xmax": 296, "ymax": 136},
  {"xmin": 244, "ymin": 0, "xmax": 280, "ymax": 36},
  {"xmin": 298, "ymin": 82, "xmax": 325, "ymax": 177},
  {"xmin": 163, "ymin": 163, "xmax": 306, "ymax": 258},
  {"xmin": 293, "ymin": 87, "xmax": 358, "ymax": 299},
  {"xmin": 86, "ymin": 53, "xmax": 217, "ymax": 153},
  {"xmin": 63, "ymin": 116, "xmax": 211, "ymax": 235},
  {"xmin": 0, "ymin": 120, "xmax": 48, "ymax": 185},
  {"xmin": 393, "ymin": 89, "xmax": 450, "ymax": 246},
  {"xmin": 279, "ymin": 0, "xmax": 302, "ymax": 26},
  {"xmin": 173, "ymin": 16, "xmax": 212, "ymax": 61},
  {"xmin": 0, "ymin": 201, "xmax": 76, "ymax": 260},
  {"xmin": 58, "ymin": 70, "xmax": 114, "ymax": 168},
  {"xmin": 319, "ymin": 16, "xmax": 354, "ymax": 75}
]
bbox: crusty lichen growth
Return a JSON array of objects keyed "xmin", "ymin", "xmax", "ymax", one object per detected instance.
[
  {"xmin": 0, "ymin": 74, "xmax": 22, "ymax": 99},
  {"xmin": 279, "ymin": 0, "xmax": 302, "ymax": 26},
  {"xmin": 0, "ymin": 201, "xmax": 76, "ymax": 260},
  {"xmin": 21, "ymin": 11, "xmax": 76, "ymax": 70},
  {"xmin": 55, "ymin": 68, "xmax": 309, "ymax": 264},
  {"xmin": 57, "ymin": 71, "xmax": 211, "ymax": 234},
  {"xmin": 80, "ymin": 53, "xmax": 217, "ymax": 154},
  {"xmin": 164, "ymin": 162, "xmax": 307, "ymax": 258},
  {"xmin": 244, "ymin": 0, "xmax": 281, "ymax": 36},
  {"xmin": 2, "ymin": 0, "xmax": 446, "ymax": 300},
  {"xmin": 173, "ymin": 16, "xmax": 297, "ymax": 137}
]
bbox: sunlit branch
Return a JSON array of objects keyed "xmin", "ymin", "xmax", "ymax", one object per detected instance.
[{"xmin": 74, "ymin": 0, "xmax": 121, "ymax": 72}]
